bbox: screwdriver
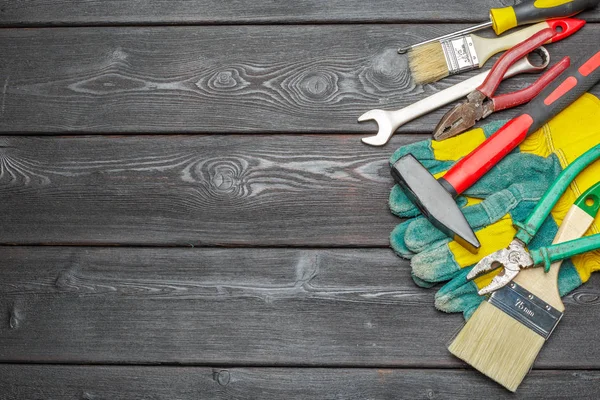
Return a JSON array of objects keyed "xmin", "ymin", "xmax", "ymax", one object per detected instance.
[{"xmin": 398, "ymin": 0, "xmax": 600, "ymax": 53}]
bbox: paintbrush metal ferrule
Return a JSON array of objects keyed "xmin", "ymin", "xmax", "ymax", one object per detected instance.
[
  {"xmin": 397, "ymin": 21, "xmax": 492, "ymax": 54},
  {"xmin": 441, "ymin": 36, "xmax": 479, "ymax": 75},
  {"xmin": 488, "ymin": 282, "xmax": 563, "ymax": 340}
]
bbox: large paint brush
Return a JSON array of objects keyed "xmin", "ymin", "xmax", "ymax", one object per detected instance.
[
  {"xmin": 448, "ymin": 160, "xmax": 600, "ymax": 391},
  {"xmin": 407, "ymin": 19, "xmax": 583, "ymax": 85}
]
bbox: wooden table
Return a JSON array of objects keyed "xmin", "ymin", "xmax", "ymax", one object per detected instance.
[{"xmin": 1, "ymin": 1, "xmax": 599, "ymax": 398}]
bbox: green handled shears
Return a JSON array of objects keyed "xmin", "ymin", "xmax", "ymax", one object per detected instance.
[{"xmin": 467, "ymin": 144, "xmax": 600, "ymax": 295}]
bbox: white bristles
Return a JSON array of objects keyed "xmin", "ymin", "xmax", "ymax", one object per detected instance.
[
  {"xmin": 448, "ymin": 301, "xmax": 545, "ymax": 392},
  {"xmin": 407, "ymin": 42, "xmax": 449, "ymax": 85}
]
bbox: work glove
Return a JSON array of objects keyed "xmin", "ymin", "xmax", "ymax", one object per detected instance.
[{"xmin": 389, "ymin": 93, "xmax": 600, "ymax": 319}]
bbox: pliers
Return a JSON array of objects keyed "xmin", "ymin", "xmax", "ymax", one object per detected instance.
[
  {"xmin": 433, "ymin": 28, "xmax": 570, "ymax": 141},
  {"xmin": 467, "ymin": 145, "xmax": 600, "ymax": 295}
]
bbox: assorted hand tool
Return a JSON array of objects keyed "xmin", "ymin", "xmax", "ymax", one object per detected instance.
[
  {"xmin": 432, "ymin": 29, "xmax": 571, "ymax": 140},
  {"xmin": 449, "ymin": 159, "xmax": 600, "ymax": 392},
  {"xmin": 360, "ymin": 16, "xmax": 587, "ymax": 146},
  {"xmin": 407, "ymin": 18, "xmax": 583, "ymax": 85},
  {"xmin": 398, "ymin": 0, "xmax": 599, "ymax": 54},
  {"xmin": 369, "ymin": 1, "xmax": 600, "ymax": 393},
  {"xmin": 391, "ymin": 48, "xmax": 600, "ymax": 253},
  {"xmin": 359, "ymin": 48, "xmax": 552, "ymax": 146},
  {"xmin": 469, "ymin": 153, "xmax": 600, "ymax": 295}
]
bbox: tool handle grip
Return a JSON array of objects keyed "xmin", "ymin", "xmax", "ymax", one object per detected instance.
[
  {"xmin": 531, "ymin": 232, "xmax": 600, "ymax": 271},
  {"xmin": 492, "ymin": 56, "xmax": 571, "ymax": 111},
  {"xmin": 441, "ymin": 48, "xmax": 600, "ymax": 196},
  {"xmin": 515, "ymin": 145, "xmax": 600, "ymax": 244},
  {"xmin": 439, "ymin": 115, "xmax": 533, "ymax": 195},
  {"xmin": 478, "ymin": 29, "xmax": 555, "ymax": 98},
  {"xmin": 575, "ymin": 181, "xmax": 600, "ymax": 218},
  {"xmin": 472, "ymin": 19, "xmax": 584, "ymax": 67},
  {"xmin": 490, "ymin": 0, "xmax": 599, "ymax": 35},
  {"xmin": 525, "ymin": 49, "xmax": 600, "ymax": 135}
]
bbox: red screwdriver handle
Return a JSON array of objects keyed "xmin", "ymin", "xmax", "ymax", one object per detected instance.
[{"xmin": 441, "ymin": 48, "xmax": 600, "ymax": 196}]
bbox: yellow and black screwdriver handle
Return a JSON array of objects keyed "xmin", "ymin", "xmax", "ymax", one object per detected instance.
[{"xmin": 491, "ymin": 0, "xmax": 600, "ymax": 35}]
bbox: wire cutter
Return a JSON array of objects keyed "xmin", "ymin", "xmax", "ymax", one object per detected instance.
[
  {"xmin": 467, "ymin": 145, "xmax": 600, "ymax": 295},
  {"xmin": 433, "ymin": 28, "xmax": 570, "ymax": 141}
]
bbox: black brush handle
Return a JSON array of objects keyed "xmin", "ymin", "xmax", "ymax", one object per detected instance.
[{"xmin": 525, "ymin": 48, "xmax": 600, "ymax": 135}]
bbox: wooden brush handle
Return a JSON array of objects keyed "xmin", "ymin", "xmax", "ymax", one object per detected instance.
[
  {"xmin": 472, "ymin": 19, "xmax": 585, "ymax": 67},
  {"xmin": 514, "ymin": 200, "xmax": 597, "ymax": 311},
  {"xmin": 472, "ymin": 23, "xmax": 548, "ymax": 67}
]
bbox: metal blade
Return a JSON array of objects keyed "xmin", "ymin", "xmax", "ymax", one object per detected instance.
[
  {"xmin": 433, "ymin": 102, "xmax": 480, "ymax": 141},
  {"xmin": 466, "ymin": 249, "xmax": 508, "ymax": 280},
  {"xmin": 477, "ymin": 267, "xmax": 521, "ymax": 295}
]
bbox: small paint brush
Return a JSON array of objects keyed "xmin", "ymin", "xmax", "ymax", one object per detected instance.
[{"xmin": 407, "ymin": 18, "xmax": 584, "ymax": 85}]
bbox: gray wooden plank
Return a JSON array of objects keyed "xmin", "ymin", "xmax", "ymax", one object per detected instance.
[
  {"xmin": 6, "ymin": 132, "xmax": 600, "ymax": 246},
  {"xmin": 1, "ymin": 0, "xmax": 597, "ymax": 25},
  {"xmin": 0, "ymin": 246, "xmax": 599, "ymax": 368},
  {"xmin": 1, "ymin": 25, "xmax": 598, "ymax": 134},
  {"xmin": 0, "ymin": 134, "xmax": 410, "ymax": 246},
  {"xmin": 1, "ymin": 365, "xmax": 600, "ymax": 400}
]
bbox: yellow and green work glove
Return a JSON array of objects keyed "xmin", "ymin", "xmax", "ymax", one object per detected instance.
[{"xmin": 389, "ymin": 93, "xmax": 600, "ymax": 319}]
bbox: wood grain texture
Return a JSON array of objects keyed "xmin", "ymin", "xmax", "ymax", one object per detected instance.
[
  {"xmin": 2, "ymin": 365, "xmax": 600, "ymax": 400},
  {"xmin": 3, "ymin": 0, "xmax": 600, "ymax": 397},
  {"xmin": 1, "ymin": 25, "xmax": 598, "ymax": 134},
  {"xmin": 1, "ymin": 246, "xmax": 599, "ymax": 367},
  {"xmin": 0, "ymin": 135, "xmax": 412, "ymax": 246},
  {"xmin": 1, "ymin": 0, "xmax": 597, "ymax": 25}
]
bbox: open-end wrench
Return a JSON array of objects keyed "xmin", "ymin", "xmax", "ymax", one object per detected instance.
[{"xmin": 358, "ymin": 48, "xmax": 550, "ymax": 147}]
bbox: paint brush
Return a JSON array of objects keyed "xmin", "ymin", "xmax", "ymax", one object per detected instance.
[
  {"xmin": 448, "ymin": 144, "xmax": 600, "ymax": 391},
  {"xmin": 407, "ymin": 19, "xmax": 584, "ymax": 85}
]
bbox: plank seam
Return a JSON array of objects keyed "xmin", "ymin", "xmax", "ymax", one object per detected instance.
[
  {"xmin": 2, "ymin": 20, "xmax": 597, "ymax": 29},
  {"xmin": 0, "ymin": 361, "xmax": 598, "ymax": 371}
]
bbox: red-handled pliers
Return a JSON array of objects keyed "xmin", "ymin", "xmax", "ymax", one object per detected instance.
[{"xmin": 433, "ymin": 28, "xmax": 571, "ymax": 141}]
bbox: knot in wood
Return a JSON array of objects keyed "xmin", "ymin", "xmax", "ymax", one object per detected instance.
[
  {"xmin": 214, "ymin": 370, "xmax": 230, "ymax": 386},
  {"xmin": 207, "ymin": 160, "xmax": 245, "ymax": 194},
  {"xmin": 55, "ymin": 269, "xmax": 77, "ymax": 291},
  {"xmin": 110, "ymin": 47, "xmax": 128, "ymax": 61},
  {"xmin": 8, "ymin": 308, "xmax": 20, "ymax": 329},
  {"xmin": 296, "ymin": 71, "xmax": 336, "ymax": 101},
  {"xmin": 202, "ymin": 67, "xmax": 249, "ymax": 92},
  {"xmin": 362, "ymin": 49, "xmax": 413, "ymax": 93},
  {"xmin": 216, "ymin": 71, "xmax": 235, "ymax": 87},
  {"xmin": 571, "ymin": 291, "xmax": 600, "ymax": 305}
]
